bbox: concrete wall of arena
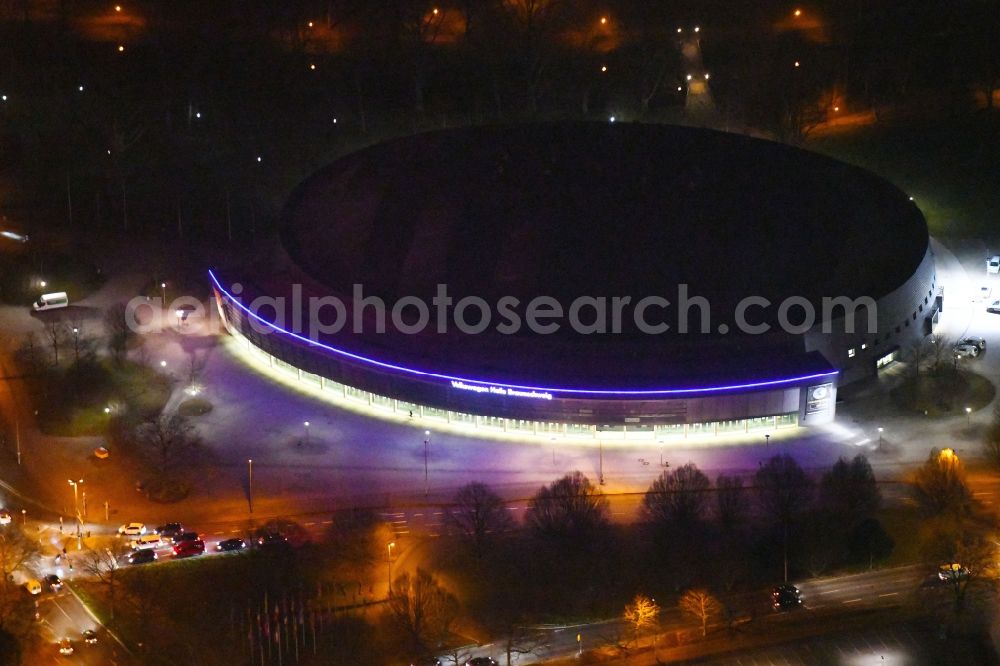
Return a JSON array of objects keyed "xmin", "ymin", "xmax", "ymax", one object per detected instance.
[
  {"xmin": 805, "ymin": 244, "xmax": 937, "ymax": 385},
  {"xmin": 215, "ymin": 289, "xmax": 834, "ymax": 427}
]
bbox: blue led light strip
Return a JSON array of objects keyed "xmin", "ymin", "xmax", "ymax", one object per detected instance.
[{"xmin": 209, "ymin": 270, "xmax": 837, "ymax": 397}]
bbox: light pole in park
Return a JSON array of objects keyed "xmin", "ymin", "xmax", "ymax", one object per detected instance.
[
  {"xmin": 878, "ymin": 426, "xmax": 884, "ymax": 451},
  {"xmin": 387, "ymin": 541, "xmax": 396, "ymax": 594},
  {"xmin": 423, "ymin": 431, "xmax": 431, "ymax": 498},
  {"xmin": 247, "ymin": 458, "xmax": 254, "ymax": 514}
]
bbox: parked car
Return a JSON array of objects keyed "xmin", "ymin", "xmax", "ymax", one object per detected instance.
[
  {"xmin": 130, "ymin": 534, "xmax": 162, "ymax": 550},
  {"xmin": 771, "ymin": 584, "xmax": 803, "ymax": 611},
  {"xmin": 960, "ymin": 337, "xmax": 987, "ymax": 351},
  {"xmin": 24, "ymin": 579, "xmax": 41, "ymax": 595},
  {"xmin": 173, "ymin": 539, "xmax": 205, "ymax": 558},
  {"xmin": 118, "ymin": 522, "xmax": 146, "ymax": 537},
  {"xmin": 44, "ymin": 574, "xmax": 62, "ymax": 592},
  {"xmin": 988, "ymin": 255, "xmax": 1000, "ymax": 274},
  {"xmin": 58, "ymin": 638, "xmax": 74, "ymax": 655},
  {"xmin": 174, "ymin": 531, "xmax": 199, "ymax": 543},
  {"xmin": 988, "ymin": 300, "xmax": 1000, "ymax": 314},
  {"xmin": 256, "ymin": 532, "xmax": 288, "ymax": 549},
  {"xmin": 216, "ymin": 538, "xmax": 247, "ymax": 552},
  {"xmin": 953, "ymin": 342, "xmax": 980, "ymax": 358},
  {"xmin": 82, "ymin": 629, "xmax": 98, "ymax": 645},
  {"xmin": 94, "ymin": 446, "xmax": 110, "ymax": 459},
  {"xmin": 0, "ymin": 510, "xmax": 11, "ymax": 525},
  {"xmin": 153, "ymin": 523, "xmax": 184, "ymax": 541},
  {"xmin": 127, "ymin": 549, "xmax": 157, "ymax": 565},
  {"xmin": 938, "ymin": 563, "xmax": 970, "ymax": 581}
]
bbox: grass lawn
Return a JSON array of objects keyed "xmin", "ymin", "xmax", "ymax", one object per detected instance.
[
  {"xmin": 889, "ymin": 369, "xmax": 995, "ymax": 417},
  {"xmin": 26, "ymin": 360, "xmax": 172, "ymax": 436},
  {"xmin": 808, "ymin": 111, "xmax": 1000, "ymax": 239}
]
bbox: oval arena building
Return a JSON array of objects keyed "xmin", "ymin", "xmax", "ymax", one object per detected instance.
[{"xmin": 211, "ymin": 123, "xmax": 937, "ymax": 440}]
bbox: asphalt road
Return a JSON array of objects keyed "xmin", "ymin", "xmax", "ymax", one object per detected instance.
[
  {"xmin": 458, "ymin": 565, "xmax": 927, "ymax": 665},
  {"xmin": 32, "ymin": 586, "xmax": 123, "ymax": 665}
]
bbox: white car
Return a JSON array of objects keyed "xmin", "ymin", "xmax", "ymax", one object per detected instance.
[
  {"xmin": 989, "ymin": 300, "xmax": 1000, "ymax": 314},
  {"xmin": 989, "ymin": 256, "xmax": 1000, "ymax": 274},
  {"xmin": 0, "ymin": 510, "xmax": 11, "ymax": 525},
  {"xmin": 118, "ymin": 522, "xmax": 146, "ymax": 537}
]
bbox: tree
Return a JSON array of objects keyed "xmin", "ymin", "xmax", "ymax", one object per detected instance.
[
  {"xmin": 0, "ymin": 526, "xmax": 40, "ymax": 624},
  {"xmin": 43, "ymin": 320, "xmax": 66, "ymax": 365},
  {"xmin": 912, "ymin": 448, "xmax": 972, "ymax": 516},
  {"xmin": 641, "ymin": 463, "xmax": 710, "ymax": 532},
  {"xmin": 104, "ymin": 302, "xmax": 134, "ymax": 363},
  {"xmin": 678, "ymin": 589, "xmax": 722, "ymax": 638},
  {"xmin": 755, "ymin": 455, "xmax": 813, "ymax": 581},
  {"xmin": 132, "ymin": 413, "xmax": 202, "ymax": 475},
  {"xmin": 848, "ymin": 518, "xmax": 894, "ymax": 569},
  {"xmin": 444, "ymin": 482, "xmax": 514, "ymax": 560},
  {"xmin": 755, "ymin": 455, "xmax": 813, "ymax": 525},
  {"xmin": 819, "ymin": 455, "xmax": 881, "ymax": 523},
  {"xmin": 982, "ymin": 402, "xmax": 1000, "ymax": 471},
  {"xmin": 81, "ymin": 541, "xmax": 133, "ymax": 622},
  {"xmin": 623, "ymin": 594, "xmax": 659, "ymax": 645},
  {"xmin": 715, "ymin": 474, "xmax": 746, "ymax": 529},
  {"xmin": 524, "ymin": 471, "xmax": 609, "ymax": 543},
  {"xmin": 387, "ymin": 569, "xmax": 459, "ymax": 655},
  {"xmin": 325, "ymin": 507, "xmax": 394, "ymax": 579}
]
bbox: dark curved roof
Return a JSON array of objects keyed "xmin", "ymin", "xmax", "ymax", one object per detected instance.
[{"xmin": 265, "ymin": 122, "xmax": 927, "ymax": 388}]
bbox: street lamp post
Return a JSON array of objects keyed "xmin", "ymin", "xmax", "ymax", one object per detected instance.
[
  {"xmin": 20, "ymin": 509, "xmax": 25, "ymax": 526},
  {"xmin": 878, "ymin": 427, "xmax": 884, "ymax": 451},
  {"xmin": 965, "ymin": 406, "xmax": 972, "ymax": 427},
  {"xmin": 599, "ymin": 440, "xmax": 605, "ymax": 485},
  {"xmin": 247, "ymin": 458, "xmax": 254, "ymax": 514},
  {"xmin": 72, "ymin": 327, "xmax": 80, "ymax": 364},
  {"xmin": 387, "ymin": 541, "xmax": 396, "ymax": 594},
  {"xmin": 765, "ymin": 433, "xmax": 770, "ymax": 446},
  {"xmin": 68, "ymin": 478, "xmax": 83, "ymax": 549},
  {"xmin": 304, "ymin": 421, "xmax": 310, "ymax": 445},
  {"xmin": 423, "ymin": 430, "xmax": 430, "ymax": 498}
]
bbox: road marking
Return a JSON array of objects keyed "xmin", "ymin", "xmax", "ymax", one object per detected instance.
[
  {"xmin": 843, "ymin": 598, "xmax": 862, "ymax": 604},
  {"xmin": 878, "ymin": 592, "xmax": 898, "ymax": 598},
  {"xmin": 413, "ymin": 513, "xmax": 423, "ymax": 517},
  {"xmin": 973, "ymin": 491, "xmax": 992, "ymax": 496},
  {"xmin": 818, "ymin": 589, "xmax": 841, "ymax": 594},
  {"xmin": 321, "ymin": 520, "xmax": 332, "ymax": 524},
  {"xmin": 304, "ymin": 522, "xmax": 316, "ymax": 526}
]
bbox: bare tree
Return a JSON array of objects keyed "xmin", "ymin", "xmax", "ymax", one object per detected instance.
[
  {"xmin": 525, "ymin": 471, "xmax": 609, "ymax": 543},
  {"xmin": 81, "ymin": 541, "xmax": 132, "ymax": 622},
  {"xmin": 623, "ymin": 594, "xmax": 660, "ymax": 645},
  {"xmin": 43, "ymin": 320, "xmax": 66, "ymax": 365},
  {"xmin": 641, "ymin": 463, "xmax": 710, "ymax": 531},
  {"xmin": 444, "ymin": 482, "xmax": 514, "ymax": 560},
  {"xmin": 0, "ymin": 526, "xmax": 40, "ymax": 624},
  {"xmin": 819, "ymin": 454, "xmax": 881, "ymax": 523},
  {"xmin": 913, "ymin": 448, "xmax": 972, "ymax": 516},
  {"xmin": 715, "ymin": 474, "xmax": 746, "ymax": 529},
  {"xmin": 678, "ymin": 589, "xmax": 722, "ymax": 638},
  {"xmin": 982, "ymin": 402, "xmax": 1000, "ymax": 470},
  {"xmin": 132, "ymin": 413, "xmax": 202, "ymax": 475},
  {"xmin": 104, "ymin": 302, "xmax": 134, "ymax": 363},
  {"xmin": 755, "ymin": 455, "xmax": 813, "ymax": 581},
  {"xmin": 325, "ymin": 507, "xmax": 393, "ymax": 572},
  {"xmin": 387, "ymin": 568, "xmax": 459, "ymax": 655},
  {"xmin": 499, "ymin": 625, "xmax": 547, "ymax": 666}
]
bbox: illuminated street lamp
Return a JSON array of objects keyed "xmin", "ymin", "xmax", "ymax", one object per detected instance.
[
  {"xmin": 117, "ymin": 45, "xmax": 125, "ymax": 52},
  {"xmin": 794, "ymin": 8, "xmax": 802, "ymax": 17},
  {"xmin": 600, "ymin": 65, "xmax": 607, "ymax": 72},
  {"xmin": 247, "ymin": 458, "xmax": 254, "ymax": 513},
  {"xmin": 423, "ymin": 430, "xmax": 431, "ymax": 498},
  {"xmin": 115, "ymin": 4, "xmax": 122, "ymax": 11},
  {"xmin": 600, "ymin": 16, "xmax": 607, "ymax": 25},
  {"xmin": 72, "ymin": 327, "xmax": 80, "ymax": 364},
  {"xmin": 794, "ymin": 61, "xmax": 800, "ymax": 68},
  {"xmin": 387, "ymin": 541, "xmax": 396, "ymax": 593},
  {"xmin": 304, "ymin": 420, "xmax": 311, "ymax": 444},
  {"xmin": 160, "ymin": 281, "xmax": 166, "ymax": 303},
  {"xmin": 68, "ymin": 478, "xmax": 83, "ymax": 547},
  {"xmin": 965, "ymin": 406, "xmax": 972, "ymax": 426},
  {"xmin": 878, "ymin": 426, "xmax": 884, "ymax": 451}
]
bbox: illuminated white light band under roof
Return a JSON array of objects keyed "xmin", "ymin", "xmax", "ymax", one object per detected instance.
[{"xmin": 210, "ymin": 270, "xmax": 838, "ymax": 397}]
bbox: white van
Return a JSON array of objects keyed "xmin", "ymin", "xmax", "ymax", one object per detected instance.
[
  {"xmin": 988, "ymin": 256, "xmax": 1000, "ymax": 275},
  {"xmin": 32, "ymin": 292, "xmax": 68, "ymax": 311}
]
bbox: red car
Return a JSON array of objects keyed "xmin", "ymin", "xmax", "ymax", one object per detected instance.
[{"xmin": 172, "ymin": 539, "xmax": 205, "ymax": 558}]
